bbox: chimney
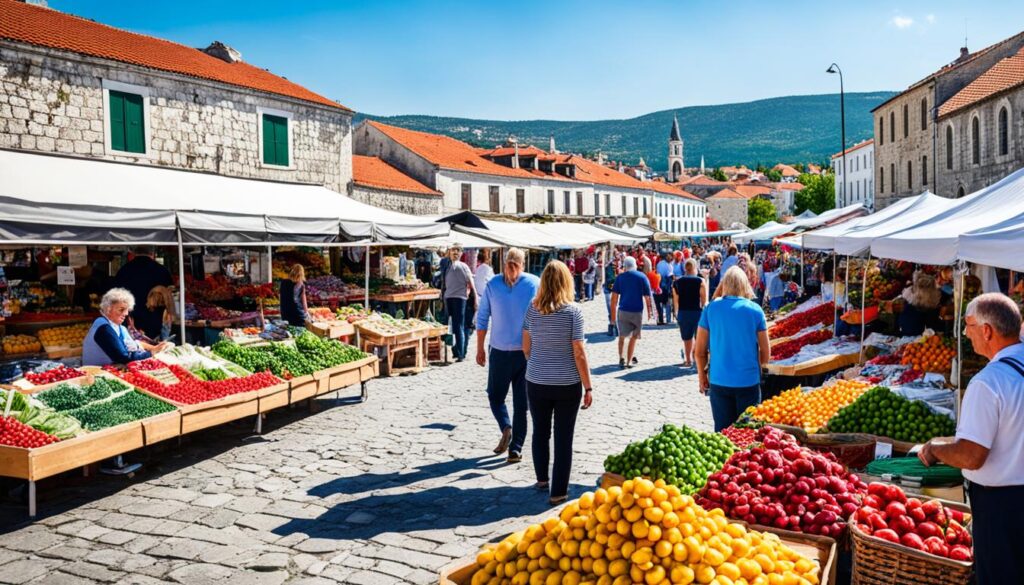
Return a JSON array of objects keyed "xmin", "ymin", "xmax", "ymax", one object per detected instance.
[
  {"xmin": 512, "ymin": 139, "xmax": 520, "ymax": 169},
  {"xmin": 955, "ymin": 46, "xmax": 970, "ymax": 64},
  {"xmin": 202, "ymin": 41, "xmax": 243, "ymax": 64},
  {"xmin": 549, "ymin": 136, "xmax": 557, "ymax": 154}
]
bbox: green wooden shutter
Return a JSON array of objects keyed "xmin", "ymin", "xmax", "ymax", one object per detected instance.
[
  {"xmin": 109, "ymin": 90, "xmax": 145, "ymax": 154},
  {"xmin": 263, "ymin": 114, "xmax": 289, "ymax": 166},
  {"xmin": 124, "ymin": 92, "xmax": 145, "ymax": 153},
  {"xmin": 109, "ymin": 91, "xmax": 126, "ymax": 152}
]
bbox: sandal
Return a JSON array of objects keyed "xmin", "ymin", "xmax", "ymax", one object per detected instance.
[{"xmin": 549, "ymin": 495, "xmax": 568, "ymax": 506}]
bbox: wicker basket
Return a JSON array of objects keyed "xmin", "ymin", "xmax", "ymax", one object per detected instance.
[
  {"xmin": 802, "ymin": 433, "xmax": 877, "ymax": 470},
  {"xmin": 850, "ymin": 520, "xmax": 972, "ymax": 585}
]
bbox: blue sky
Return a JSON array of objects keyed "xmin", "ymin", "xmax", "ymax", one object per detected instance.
[{"xmin": 50, "ymin": 0, "xmax": 1021, "ymax": 120}]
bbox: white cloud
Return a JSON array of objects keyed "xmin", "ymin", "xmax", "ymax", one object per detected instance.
[
  {"xmin": 891, "ymin": 16, "xmax": 914, "ymax": 29},
  {"xmin": 926, "ymin": 14, "xmax": 936, "ymax": 24}
]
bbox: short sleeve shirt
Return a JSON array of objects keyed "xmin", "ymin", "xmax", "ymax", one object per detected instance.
[
  {"xmin": 443, "ymin": 261, "xmax": 473, "ymax": 300},
  {"xmin": 612, "ymin": 270, "xmax": 652, "ymax": 313},
  {"xmin": 523, "ymin": 304, "xmax": 584, "ymax": 385},
  {"xmin": 956, "ymin": 343, "xmax": 1024, "ymax": 486},
  {"xmin": 698, "ymin": 296, "xmax": 767, "ymax": 387}
]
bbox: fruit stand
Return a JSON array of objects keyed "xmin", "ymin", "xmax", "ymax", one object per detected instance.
[{"xmin": 354, "ymin": 315, "xmax": 445, "ymax": 376}]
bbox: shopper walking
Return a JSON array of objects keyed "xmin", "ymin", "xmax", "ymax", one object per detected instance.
[
  {"xmin": 603, "ymin": 253, "xmax": 619, "ymax": 337},
  {"xmin": 919, "ymin": 293, "xmax": 1024, "ymax": 584},
  {"xmin": 522, "ymin": 260, "xmax": 593, "ymax": 505},
  {"xmin": 279, "ymin": 264, "xmax": 309, "ymax": 327},
  {"xmin": 695, "ymin": 267, "xmax": 770, "ymax": 431},
  {"xmin": 610, "ymin": 256, "xmax": 654, "ymax": 369},
  {"xmin": 582, "ymin": 253, "xmax": 597, "ymax": 301},
  {"xmin": 572, "ymin": 250, "xmax": 590, "ymax": 301},
  {"xmin": 476, "ymin": 248, "xmax": 539, "ymax": 463},
  {"xmin": 673, "ymin": 259, "xmax": 707, "ymax": 368},
  {"xmin": 655, "ymin": 252, "xmax": 674, "ymax": 325},
  {"xmin": 443, "ymin": 246, "xmax": 477, "ymax": 361}
]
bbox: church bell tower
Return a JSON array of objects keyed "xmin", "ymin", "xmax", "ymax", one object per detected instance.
[{"xmin": 668, "ymin": 115, "xmax": 684, "ymax": 182}]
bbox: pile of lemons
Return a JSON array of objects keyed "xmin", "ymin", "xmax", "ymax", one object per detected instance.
[
  {"xmin": 38, "ymin": 323, "xmax": 90, "ymax": 348},
  {"xmin": 469, "ymin": 478, "xmax": 820, "ymax": 585}
]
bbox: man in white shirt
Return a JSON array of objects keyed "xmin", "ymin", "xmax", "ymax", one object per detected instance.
[{"xmin": 919, "ymin": 293, "xmax": 1024, "ymax": 584}]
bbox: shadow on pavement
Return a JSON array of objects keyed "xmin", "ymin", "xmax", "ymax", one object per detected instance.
[
  {"xmin": 618, "ymin": 364, "xmax": 686, "ymax": 382},
  {"xmin": 308, "ymin": 456, "xmax": 507, "ymax": 498},
  {"xmin": 590, "ymin": 364, "xmax": 624, "ymax": 376},
  {"xmin": 275, "ymin": 482, "xmax": 592, "ymax": 540}
]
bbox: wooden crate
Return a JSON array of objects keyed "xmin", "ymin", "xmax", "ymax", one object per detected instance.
[
  {"xmin": 312, "ymin": 356, "xmax": 380, "ymax": 394},
  {"xmin": 0, "ymin": 421, "xmax": 144, "ymax": 481},
  {"xmin": 140, "ymin": 410, "xmax": 181, "ymax": 445},
  {"xmin": 288, "ymin": 374, "xmax": 320, "ymax": 404},
  {"xmin": 133, "ymin": 386, "xmax": 260, "ymax": 435},
  {"xmin": 307, "ymin": 320, "xmax": 356, "ymax": 340},
  {"xmin": 766, "ymin": 352, "xmax": 861, "ymax": 377},
  {"xmin": 440, "ymin": 525, "xmax": 837, "ymax": 585},
  {"xmin": 257, "ymin": 381, "xmax": 290, "ymax": 413}
]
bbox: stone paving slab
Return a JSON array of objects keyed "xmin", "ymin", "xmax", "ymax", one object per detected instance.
[{"xmin": 0, "ymin": 299, "xmax": 714, "ymax": 584}]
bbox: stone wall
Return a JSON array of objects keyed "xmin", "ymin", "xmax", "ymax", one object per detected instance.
[
  {"xmin": 706, "ymin": 199, "xmax": 747, "ymax": 230},
  {"xmin": 873, "ymin": 84, "xmax": 932, "ymax": 209},
  {"xmin": 349, "ymin": 185, "xmax": 443, "ymax": 216},
  {"xmin": 0, "ymin": 42, "xmax": 352, "ymax": 193},
  {"xmin": 938, "ymin": 88, "xmax": 1024, "ymax": 197}
]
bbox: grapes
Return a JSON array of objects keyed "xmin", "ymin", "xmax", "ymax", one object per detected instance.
[{"xmin": 604, "ymin": 424, "xmax": 735, "ymax": 495}]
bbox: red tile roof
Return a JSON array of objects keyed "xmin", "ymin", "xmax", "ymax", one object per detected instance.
[
  {"xmin": 939, "ymin": 46, "xmax": 1024, "ymax": 117},
  {"xmin": 772, "ymin": 163, "xmax": 801, "ymax": 177},
  {"xmin": 368, "ymin": 121, "xmax": 544, "ymax": 180},
  {"xmin": 352, "ymin": 155, "xmax": 441, "ymax": 196},
  {"xmin": 481, "ymin": 145, "xmax": 548, "ymax": 158},
  {"xmin": 561, "ymin": 155, "xmax": 649, "ymax": 191},
  {"xmin": 0, "ymin": 0, "xmax": 348, "ymax": 111},
  {"xmin": 830, "ymin": 139, "xmax": 874, "ymax": 159},
  {"xmin": 771, "ymin": 182, "xmax": 805, "ymax": 191},
  {"xmin": 708, "ymin": 188, "xmax": 749, "ymax": 200},
  {"xmin": 730, "ymin": 185, "xmax": 771, "ymax": 198},
  {"xmin": 685, "ymin": 175, "xmax": 729, "ymax": 186}
]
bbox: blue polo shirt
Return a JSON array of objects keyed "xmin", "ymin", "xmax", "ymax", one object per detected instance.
[
  {"xmin": 698, "ymin": 296, "xmax": 766, "ymax": 387},
  {"xmin": 612, "ymin": 270, "xmax": 652, "ymax": 313},
  {"xmin": 476, "ymin": 273, "xmax": 540, "ymax": 351}
]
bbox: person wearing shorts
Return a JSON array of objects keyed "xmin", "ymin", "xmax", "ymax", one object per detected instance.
[
  {"xmin": 610, "ymin": 256, "xmax": 654, "ymax": 369},
  {"xmin": 673, "ymin": 258, "xmax": 707, "ymax": 368}
]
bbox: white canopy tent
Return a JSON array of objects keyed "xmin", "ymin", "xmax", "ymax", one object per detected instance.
[
  {"xmin": 731, "ymin": 221, "xmax": 787, "ymax": 245},
  {"xmin": 455, "ymin": 219, "xmax": 647, "ymax": 249},
  {"xmin": 733, "ymin": 204, "xmax": 869, "ymax": 245},
  {"xmin": 870, "ymin": 167, "xmax": 1024, "ymax": 265},
  {"xmin": 792, "ymin": 203, "xmax": 868, "ymax": 230},
  {"xmin": 0, "ymin": 150, "xmax": 447, "ymax": 244},
  {"xmin": 797, "ymin": 195, "xmax": 924, "ymax": 251},
  {"xmin": 831, "ymin": 193, "xmax": 962, "ymax": 256}
]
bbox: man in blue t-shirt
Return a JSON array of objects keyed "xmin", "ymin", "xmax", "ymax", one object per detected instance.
[{"xmin": 610, "ymin": 256, "xmax": 654, "ymax": 369}]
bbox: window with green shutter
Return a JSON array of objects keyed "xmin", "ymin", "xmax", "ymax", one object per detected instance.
[
  {"xmin": 262, "ymin": 114, "xmax": 290, "ymax": 166},
  {"xmin": 109, "ymin": 90, "xmax": 146, "ymax": 154}
]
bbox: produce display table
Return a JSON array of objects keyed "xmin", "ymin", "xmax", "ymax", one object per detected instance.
[
  {"xmin": 305, "ymin": 319, "xmax": 356, "ymax": 340},
  {"xmin": 370, "ymin": 288, "xmax": 440, "ymax": 319},
  {"xmin": 312, "ymin": 355, "xmax": 379, "ymax": 402},
  {"xmin": 765, "ymin": 351, "xmax": 861, "ymax": 377},
  {"xmin": 355, "ymin": 322, "xmax": 433, "ymax": 377}
]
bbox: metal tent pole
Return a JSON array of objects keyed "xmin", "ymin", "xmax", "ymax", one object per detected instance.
[
  {"xmin": 859, "ymin": 256, "xmax": 869, "ymax": 362},
  {"xmin": 364, "ymin": 244, "xmax": 371, "ymax": 308},
  {"xmin": 954, "ymin": 265, "xmax": 966, "ymax": 420},
  {"xmin": 800, "ymin": 235, "xmax": 805, "ymax": 290},
  {"xmin": 176, "ymin": 220, "xmax": 187, "ymax": 342}
]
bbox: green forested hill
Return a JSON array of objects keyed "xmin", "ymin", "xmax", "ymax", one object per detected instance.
[{"xmin": 356, "ymin": 92, "xmax": 894, "ymax": 171}]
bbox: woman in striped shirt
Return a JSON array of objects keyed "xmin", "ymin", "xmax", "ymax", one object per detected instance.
[{"xmin": 522, "ymin": 260, "xmax": 594, "ymax": 505}]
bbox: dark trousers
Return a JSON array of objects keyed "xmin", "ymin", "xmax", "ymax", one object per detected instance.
[
  {"xmin": 445, "ymin": 297, "xmax": 468, "ymax": 359},
  {"xmin": 968, "ymin": 481, "xmax": 1024, "ymax": 584},
  {"xmin": 487, "ymin": 349, "xmax": 528, "ymax": 454},
  {"xmin": 527, "ymin": 381, "xmax": 582, "ymax": 498},
  {"xmin": 708, "ymin": 383, "xmax": 761, "ymax": 432},
  {"xmin": 574, "ymin": 274, "xmax": 584, "ymax": 301}
]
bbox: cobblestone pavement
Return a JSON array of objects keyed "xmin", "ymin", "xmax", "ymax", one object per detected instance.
[{"xmin": 0, "ymin": 299, "xmax": 713, "ymax": 584}]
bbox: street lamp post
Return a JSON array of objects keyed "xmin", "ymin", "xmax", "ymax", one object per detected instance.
[{"xmin": 827, "ymin": 63, "xmax": 847, "ymax": 208}]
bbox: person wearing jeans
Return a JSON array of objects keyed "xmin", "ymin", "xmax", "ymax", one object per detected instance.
[
  {"xmin": 443, "ymin": 247, "xmax": 476, "ymax": 361},
  {"xmin": 522, "ymin": 261, "xmax": 593, "ymax": 505},
  {"xmin": 695, "ymin": 266, "xmax": 770, "ymax": 431},
  {"xmin": 476, "ymin": 248, "xmax": 540, "ymax": 463}
]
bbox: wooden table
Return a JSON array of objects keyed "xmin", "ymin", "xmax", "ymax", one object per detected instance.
[
  {"xmin": 354, "ymin": 323, "xmax": 434, "ymax": 376},
  {"xmin": 370, "ymin": 288, "xmax": 441, "ymax": 319},
  {"xmin": 765, "ymin": 352, "xmax": 861, "ymax": 377}
]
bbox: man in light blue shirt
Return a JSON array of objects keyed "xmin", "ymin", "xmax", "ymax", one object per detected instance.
[
  {"xmin": 720, "ymin": 244, "xmax": 739, "ymax": 275},
  {"xmin": 476, "ymin": 247, "xmax": 540, "ymax": 463}
]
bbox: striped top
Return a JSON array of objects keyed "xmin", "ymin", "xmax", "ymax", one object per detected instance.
[{"xmin": 523, "ymin": 303, "xmax": 585, "ymax": 385}]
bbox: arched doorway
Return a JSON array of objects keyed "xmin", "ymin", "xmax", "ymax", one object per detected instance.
[
  {"xmin": 671, "ymin": 161, "xmax": 682, "ymax": 180},
  {"xmin": 956, "ymin": 185, "xmax": 965, "ymax": 198}
]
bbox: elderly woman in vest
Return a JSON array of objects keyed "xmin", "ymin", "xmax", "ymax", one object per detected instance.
[{"xmin": 83, "ymin": 288, "xmax": 168, "ymax": 366}]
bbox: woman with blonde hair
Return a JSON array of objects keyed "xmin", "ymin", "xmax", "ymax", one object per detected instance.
[
  {"xmin": 279, "ymin": 264, "xmax": 309, "ymax": 326},
  {"xmin": 522, "ymin": 260, "xmax": 593, "ymax": 505},
  {"xmin": 145, "ymin": 285, "xmax": 176, "ymax": 341},
  {"xmin": 695, "ymin": 266, "xmax": 770, "ymax": 431},
  {"xmin": 898, "ymin": 270, "xmax": 942, "ymax": 336}
]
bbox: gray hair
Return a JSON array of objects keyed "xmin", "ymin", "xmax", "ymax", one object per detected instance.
[
  {"xmin": 100, "ymin": 287, "xmax": 136, "ymax": 314},
  {"xmin": 505, "ymin": 247, "xmax": 525, "ymax": 266},
  {"xmin": 684, "ymin": 258, "xmax": 697, "ymax": 273},
  {"xmin": 966, "ymin": 293, "xmax": 1022, "ymax": 338},
  {"xmin": 623, "ymin": 256, "xmax": 638, "ymax": 271}
]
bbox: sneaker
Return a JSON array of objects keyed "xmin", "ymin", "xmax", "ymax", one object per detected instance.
[
  {"xmin": 507, "ymin": 452, "xmax": 522, "ymax": 464},
  {"xmin": 494, "ymin": 427, "xmax": 512, "ymax": 454}
]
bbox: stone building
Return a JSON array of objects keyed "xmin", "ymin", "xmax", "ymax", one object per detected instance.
[
  {"xmin": 872, "ymin": 31, "xmax": 1024, "ymax": 207},
  {"xmin": 768, "ymin": 182, "xmax": 804, "ymax": 216},
  {"xmin": 937, "ymin": 46, "xmax": 1024, "ymax": 198},
  {"xmin": 0, "ymin": 1, "xmax": 353, "ymax": 193},
  {"xmin": 831, "ymin": 139, "xmax": 874, "ymax": 209},
  {"xmin": 355, "ymin": 120, "xmax": 673, "ymax": 222},
  {"xmin": 705, "ymin": 188, "xmax": 752, "ymax": 230},
  {"xmin": 351, "ymin": 155, "xmax": 443, "ymax": 215}
]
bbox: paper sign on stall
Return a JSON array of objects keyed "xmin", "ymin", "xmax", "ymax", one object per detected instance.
[
  {"xmin": 873, "ymin": 442, "xmax": 893, "ymax": 460},
  {"xmin": 68, "ymin": 246, "xmax": 88, "ymax": 268},
  {"xmin": 57, "ymin": 266, "xmax": 76, "ymax": 285},
  {"xmin": 203, "ymin": 255, "xmax": 221, "ymax": 275}
]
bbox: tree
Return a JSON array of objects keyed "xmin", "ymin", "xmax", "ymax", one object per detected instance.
[
  {"xmin": 747, "ymin": 197, "xmax": 777, "ymax": 229},
  {"xmin": 793, "ymin": 172, "xmax": 836, "ymax": 214},
  {"xmin": 764, "ymin": 168, "xmax": 783, "ymax": 182},
  {"xmin": 755, "ymin": 163, "xmax": 768, "ymax": 173},
  {"xmin": 710, "ymin": 167, "xmax": 728, "ymax": 181}
]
